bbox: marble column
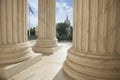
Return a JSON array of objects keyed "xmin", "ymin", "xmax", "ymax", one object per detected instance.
[
  {"xmin": 63, "ymin": 0, "xmax": 120, "ymax": 80},
  {"xmin": 33, "ymin": 0, "xmax": 59, "ymax": 54},
  {"xmin": 0, "ymin": 0, "xmax": 42, "ymax": 79}
]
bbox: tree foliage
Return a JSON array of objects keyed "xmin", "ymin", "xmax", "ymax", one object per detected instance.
[
  {"xmin": 30, "ymin": 27, "xmax": 36, "ymax": 35},
  {"xmin": 28, "ymin": 27, "xmax": 37, "ymax": 40},
  {"xmin": 56, "ymin": 22, "xmax": 73, "ymax": 41}
]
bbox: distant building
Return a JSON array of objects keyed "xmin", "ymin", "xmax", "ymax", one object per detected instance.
[
  {"xmin": 64, "ymin": 16, "xmax": 72, "ymax": 38},
  {"xmin": 64, "ymin": 16, "xmax": 71, "ymax": 26}
]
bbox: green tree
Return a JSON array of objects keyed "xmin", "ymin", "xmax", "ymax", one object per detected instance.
[
  {"xmin": 56, "ymin": 22, "xmax": 72, "ymax": 41},
  {"xmin": 30, "ymin": 27, "xmax": 36, "ymax": 35}
]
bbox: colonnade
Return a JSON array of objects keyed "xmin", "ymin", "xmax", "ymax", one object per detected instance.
[{"xmin": 0, "ymin": 0, "xmax": 120, "ymax": 80}]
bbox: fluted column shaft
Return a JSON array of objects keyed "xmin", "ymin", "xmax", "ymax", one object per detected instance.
[
  {"xmin": 0, "ymin": 0, "xmax": 34, "ymax": 65},
  {"xmin": 33, "ymin": 0, "xmax": 58, "ymax": 54},
  {"xmin": 63, "ymin": 0, "xmax": 120, "ymax": 80}
]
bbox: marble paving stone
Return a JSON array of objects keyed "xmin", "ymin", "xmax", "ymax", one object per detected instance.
[
  {"xmin": 10, "ymin": 41, "xmax": 72, "ymax": 80},
  {"xmin": 0, "ymin": 53, "xmax": 42, "ymax": 80}
]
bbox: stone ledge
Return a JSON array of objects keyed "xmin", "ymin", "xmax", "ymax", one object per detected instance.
[{"xmin": 0, "ymin": 53, "xmax": 42, "ymax": 80}]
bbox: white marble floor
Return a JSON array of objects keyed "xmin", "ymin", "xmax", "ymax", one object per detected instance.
[{"xmin": 10, "ymin": 40, "xmax": 72, "ymax": 80}]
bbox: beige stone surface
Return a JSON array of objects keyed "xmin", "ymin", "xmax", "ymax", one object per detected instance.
[
  {"xmin": 0, "ymin": 54, "xmax": 42, "ymax": 80},
  {"xmin": 33, "ymin": 0, "xmax": 59, "ymax": 54},
  {"xmin": 1, "ymin": 0, "xmax": 120, "ymax": 80},
  {"xmin": 63, "ymin": 0, "xmax": 120, "ymax": 80},
  {"xmin": 0, "ymin": 0, "xmax": 34, "ymax": 64},
  {"xmin": 0, "ymin": 0, "xmax": 42, "ymax": 79},
  {"xmin": 10, "ymin": 42, "xmax": 72, "ymax": 80},
  {"xmin": 53, "ymin": 68, "xmax": 73, "ymax": 80}
]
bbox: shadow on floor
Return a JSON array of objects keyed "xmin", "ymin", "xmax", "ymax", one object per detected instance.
[{"xmin": 53, "ymin": 68, "xmax": 73, "ymax": 80}]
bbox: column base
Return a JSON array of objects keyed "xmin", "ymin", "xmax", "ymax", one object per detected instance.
[
  {"xmin": 0, "ymin": 42, "xmax": 35, "ymax": 64},
  {"xmin": 63, "ymin": 47, "xmax": 120, "ymax": 80},
  {"xmin": 33, "ymin": 45, "xmax": 60, "ymax": 55},
  {"xmin": 33, "ymin": 38, "xmax": 59, "ymax": 55},
  {"xmin": 0, "ymin": 53, "xmax": 42, "ymax": 80}
]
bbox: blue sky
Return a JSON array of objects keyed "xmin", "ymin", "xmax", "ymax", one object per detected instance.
[{"xmin": 28, "ymin": 0, "xmax": 73, "ymax": 28}]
